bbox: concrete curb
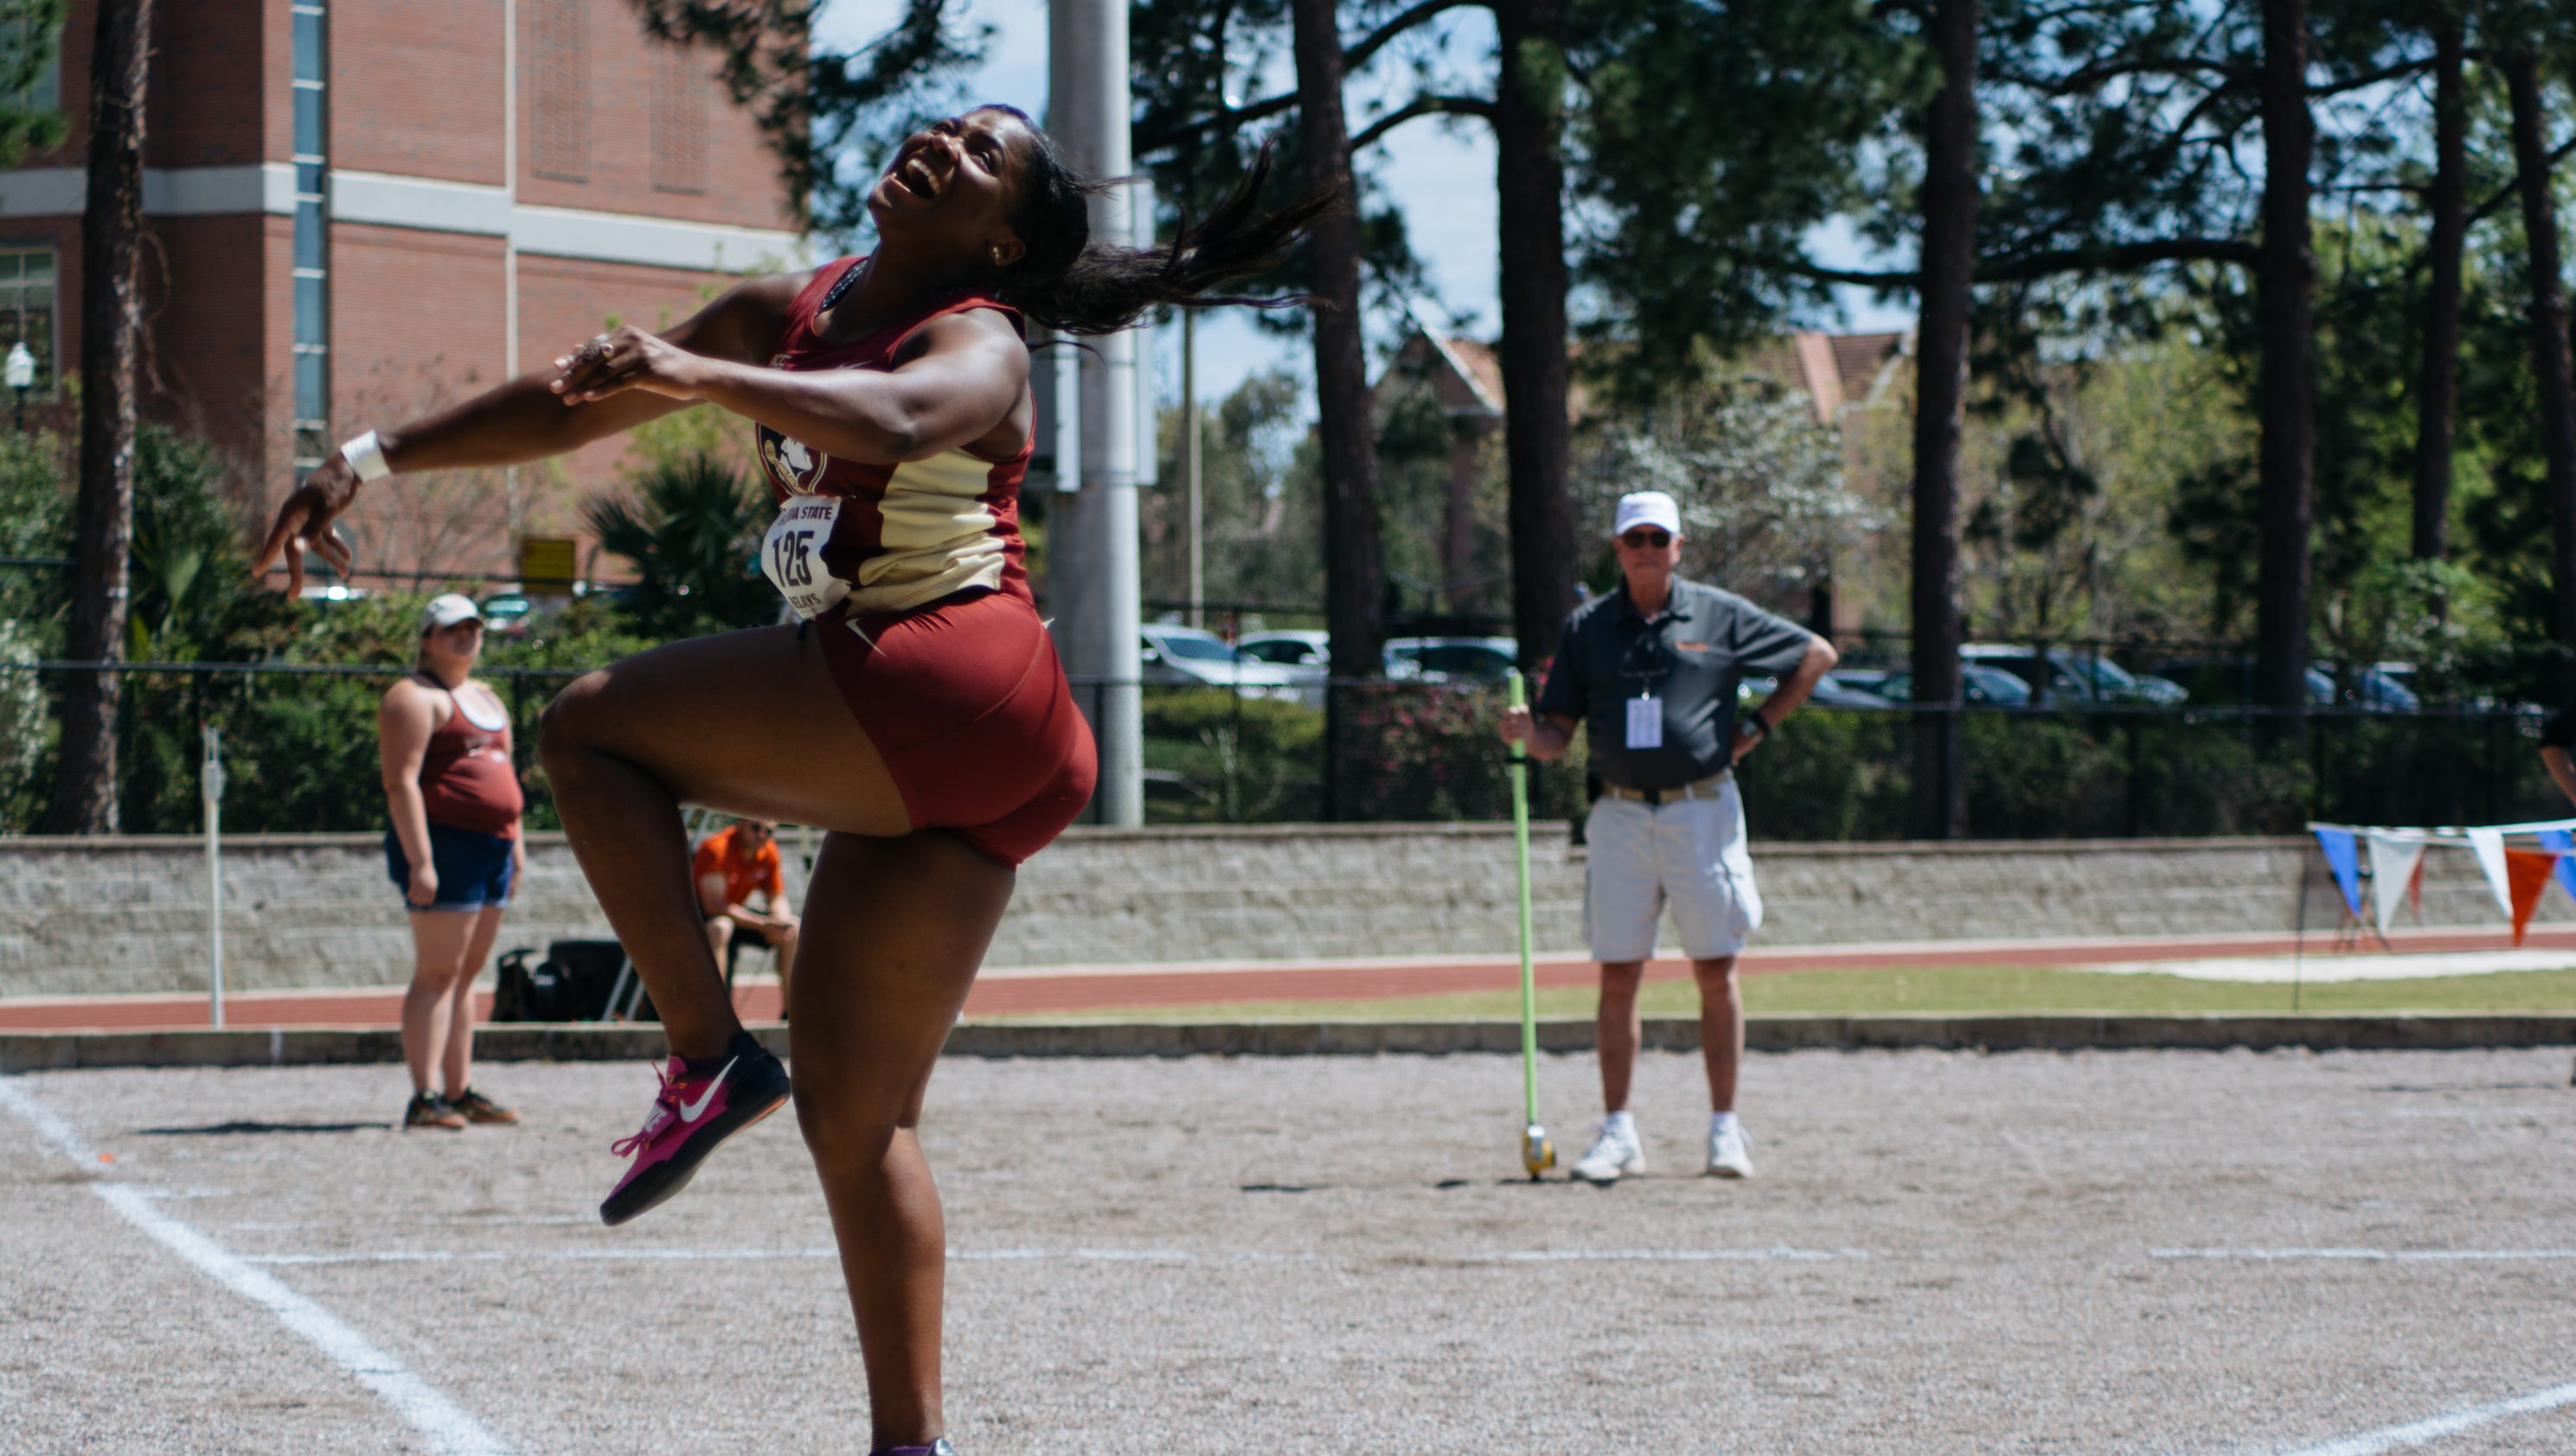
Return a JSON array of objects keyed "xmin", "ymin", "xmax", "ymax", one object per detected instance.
[{"xmin": 6, "ymin": 1015, "xmax": 2576, "ymax": 1072}]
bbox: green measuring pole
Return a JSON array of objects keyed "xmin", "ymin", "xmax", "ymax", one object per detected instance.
[{"xmin": 1508, "ymin": 670, "xmax": 1553, "ymax": 1177}]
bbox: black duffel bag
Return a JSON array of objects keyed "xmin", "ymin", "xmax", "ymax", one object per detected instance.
[{"xmin": 491, "ymin": 940, "xmax": 648, "ymax": 1022}]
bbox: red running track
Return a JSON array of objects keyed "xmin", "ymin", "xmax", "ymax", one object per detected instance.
[{"xmin": 6, "ymin": 925, "xmax": 2572, "ymax": 1032}]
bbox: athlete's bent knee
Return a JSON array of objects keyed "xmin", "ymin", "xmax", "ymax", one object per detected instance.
[{"xmin": 536, "ymin": 670, "xmax": 613, "ymax": 766}]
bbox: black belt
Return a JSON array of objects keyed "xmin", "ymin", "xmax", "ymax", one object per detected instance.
[{"xmin": 1599, "ymin": 771, "xmax": 1729, "ymax": 806}]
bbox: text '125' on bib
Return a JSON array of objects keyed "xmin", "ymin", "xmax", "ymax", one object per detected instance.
[{"xmin": 762, "ymin": 497, "xmax": 853, "ymax": 619}]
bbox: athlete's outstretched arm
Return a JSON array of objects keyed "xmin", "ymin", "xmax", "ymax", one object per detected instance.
[
  {"xmin": 550, "ymin": 306, "xmax": 1030, "ymax": 465},
  {"xmin": 253, "ymin": 271, "xmax": 812, "ymax": 593}
]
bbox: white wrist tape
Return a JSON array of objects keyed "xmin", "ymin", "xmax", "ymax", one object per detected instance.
[{"xmin": 339, "ymin": 431, "xmax": 392, "ymax": 482}]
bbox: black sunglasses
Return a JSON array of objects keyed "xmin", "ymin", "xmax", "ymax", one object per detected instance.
[{"xmin": 1618, "ymin": 529, "xmax": 1672, "ymax": 548}]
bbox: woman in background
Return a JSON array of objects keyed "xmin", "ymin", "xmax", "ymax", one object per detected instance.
[{"xmin": 379, "ymin": 593, "xmax": 524, "ymax": 1131}]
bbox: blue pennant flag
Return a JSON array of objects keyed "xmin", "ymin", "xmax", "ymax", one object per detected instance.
[
  {"xmin": 2540, "ymin": 829, "xmax": 2576, "ymax": 902},
  {"xmin": 2314, "ymin": 828, "xmax": 2364, "ymax": 920}
]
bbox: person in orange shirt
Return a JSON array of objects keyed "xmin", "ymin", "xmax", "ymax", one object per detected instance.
[{"xmin": 692, "ymin": 818, "xmax": 798, "ymax": 1004}]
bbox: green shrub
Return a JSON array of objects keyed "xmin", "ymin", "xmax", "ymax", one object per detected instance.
[{"xmin": 1141, "ymin": 688, "xmax": 1325, "ymax": 822}]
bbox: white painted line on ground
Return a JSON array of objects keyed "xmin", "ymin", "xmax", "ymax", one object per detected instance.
[
  {"xmin": 2092, "ymin": 949, "xmax": 2576, "ymax": 983},
  {"xmin": 2278, "ymin": 1379, "xmax": 2576, "ymax": 1455},
  {"xmin": 240, "ymin": 1243, "xmax": 1868, "ymax": 1267},
  {"xmin": 2156, "ymin": 1248, "xmax": 2576, "ymax": 1262},
  {"xmin": 0, "ymin": 1077, "xmax": 515, "ymax": 1456},
  {"xmin": 251, "ymin": 1248, "xmax": 843, "ymax": 1265},
  {"xmin": 1478, "ymin": 1247, "xmax": 1868, "ymax": 1262}
]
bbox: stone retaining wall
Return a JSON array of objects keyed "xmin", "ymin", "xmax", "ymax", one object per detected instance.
[{"xmin": 0, "ymin": 826, "xmax": 2558, "ymax": 998}]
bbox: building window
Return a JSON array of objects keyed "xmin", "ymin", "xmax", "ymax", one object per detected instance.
[
  {"xmin": 529, "ymin": 0, "xmax": 589, "ymax": 183},
  {"xmin": 291, "ymin": 1, "xmax": 328, "ymax": 472},
  {"xmin": 0, "ymin": 246, "xmax": 56, "ymax": 395},
  {"xmin": 650, "ymin": 40, "xmax": 707, "ymax": 196}
]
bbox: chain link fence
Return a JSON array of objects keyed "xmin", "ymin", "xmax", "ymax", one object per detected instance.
[{"xmin": 1, "ymin": 661, "xmax": 2563, "ymax": 838}]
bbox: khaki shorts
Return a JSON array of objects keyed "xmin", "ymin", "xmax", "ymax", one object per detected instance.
[{"xmin": 1581, "ymin": 779, "xmax": 1763, "ymax": 962}]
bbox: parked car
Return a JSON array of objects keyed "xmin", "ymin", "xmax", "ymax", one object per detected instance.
[
  {"xmin": 1235, "ymin": 630, "xmax": 1331, "ymax": 671},
  {"xmin": 1956, "ymin": 645, "xmax": 2179, "ymax": 707},
  {"xmin": 2367, "ymin": 661, "xmax": 2526, "ymax": 714},
  {"xmin": 1959, "ymin": 644, "xmax": 2099, "ymax": 704},
  {"xmin": 2153, "ymin": 657, "xmax": 2418, "ymax": 713},
  {"xmin": 1385, "ymin": 635, "xmax": 1519, "ymax": 683},
  {"xmin": 2047, "ymin": 650, "xmax": 2188, "ymax": 705},
  {"xmin": 1826, "ymin": 667, "xmax": 1891, "ymax": 696},
  {"xmin": 2319, "ymin": 662, "xmax": 2420, "ymax": 713},
  {"xmin": 1872, "ymin": 664, "xmax": 2035, "ymax": 707},
  {"xmin": 477, "ymin": 592, "xmax": 538, "ymax": 636},
  {"xmin": 1139, "ymin": 625, "xmax": 1306, "ymax": 700},
  {"xmin": 1736, "ymin": 671, "xmax": 1897, "ymax": 709}
]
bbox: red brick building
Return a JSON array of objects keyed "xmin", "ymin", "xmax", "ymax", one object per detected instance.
[{"xmin": 0, "ymin": 0, "xmax": 801, "ymax": 581}]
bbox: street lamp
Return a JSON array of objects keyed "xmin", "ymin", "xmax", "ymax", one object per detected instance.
[{"xmin": 3, "ymin": 343, "xmax": 32, "ymax": 428}]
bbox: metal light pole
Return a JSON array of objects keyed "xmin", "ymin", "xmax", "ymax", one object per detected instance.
[
  {"xmin": 1048, "ymin": 0, "xmax": 1145, "ymax": 825},
  {"xmin": 4, "ymin": 342, "xmax": 32, "ymax": 427}
]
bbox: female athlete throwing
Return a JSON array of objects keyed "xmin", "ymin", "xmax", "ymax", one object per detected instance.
[{"xmin": 253, "ymin": 106, "xmax": 1323, "ymax": 1456}]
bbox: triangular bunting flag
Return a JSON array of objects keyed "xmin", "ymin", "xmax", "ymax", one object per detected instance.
[
  {"xmin": 2541, "ymin": 829, "xmax": 2576, "ymax": 904},
  {"xmin": 2506, "ymin": 849, "xmax": 2560, "ymax": 945},
  {"xmin": 2365, "ymin": 831, "xmax": 2428, "ymax": 935},
  {"xmin": 2468, "ymin": 828, "xmax": 2513, "ymax": 919},
  {"xmin": 2314, "ymin": 828, "xmax": 2364, "ymax": 920}
]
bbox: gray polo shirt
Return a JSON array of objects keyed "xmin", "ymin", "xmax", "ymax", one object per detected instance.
[{"xmin": 1535, "ymin": 577, "xmax": 1815, "ymax": 791}]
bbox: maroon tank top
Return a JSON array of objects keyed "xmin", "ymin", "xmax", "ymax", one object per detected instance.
[{"xmin": 415, "ymin": 677, "xmax": 523, "ymax": 837}]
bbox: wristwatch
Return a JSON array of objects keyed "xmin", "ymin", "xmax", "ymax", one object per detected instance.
[{"xmin": 1743, "ymin": 712, "xmax": 1770, "ymax": 739}]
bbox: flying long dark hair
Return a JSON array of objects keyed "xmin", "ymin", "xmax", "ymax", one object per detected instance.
[{"xmin": 977, "ymin": 105, "xmax": 1336, "ymax": 337}]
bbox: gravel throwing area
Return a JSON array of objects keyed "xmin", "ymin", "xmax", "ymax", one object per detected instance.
[{"xmin": 6, "ymin": 1045, "xmax": 2576, "ymax": 1455}]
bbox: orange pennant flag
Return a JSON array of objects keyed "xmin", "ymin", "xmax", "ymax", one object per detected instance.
[{"xmin": 2505, "ymin": 849, "xmax": 2560, "ymax": 946}]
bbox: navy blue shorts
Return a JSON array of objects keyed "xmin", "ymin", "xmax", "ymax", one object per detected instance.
[{"xmin": 385, "ymin": 824, "xmax": 516, "ymax": 913}]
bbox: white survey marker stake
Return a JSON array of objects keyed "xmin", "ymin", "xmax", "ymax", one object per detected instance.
[{"xmin": 202, "ymin": 722, "xmax": 226, "ymax": 1028}]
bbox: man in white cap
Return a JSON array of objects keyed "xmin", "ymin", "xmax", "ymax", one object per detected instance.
[{"xmin": 1497, "ymin": 489, "xmax": 1837, "ymax": 1182}]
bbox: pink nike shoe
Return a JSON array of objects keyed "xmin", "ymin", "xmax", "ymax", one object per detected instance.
[{"xmin": 599, "ymin": 1030, "xmax": 791, "ymax": 1227}]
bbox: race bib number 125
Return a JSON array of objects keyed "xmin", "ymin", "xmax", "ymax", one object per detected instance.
[{"xmin": 761, "ymin": 497, "xmax": 854, "ymax": 619}]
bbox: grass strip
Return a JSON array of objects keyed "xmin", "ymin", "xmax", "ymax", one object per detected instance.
[{"xmin": 968, "ymin": 964, "xmax": 2576, "ymax": 1024}]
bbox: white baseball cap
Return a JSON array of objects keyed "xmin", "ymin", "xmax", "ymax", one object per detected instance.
[
  {"xmin": 420, "ymin": 593, "xmax": 484, "ymax": 633},
  {"xmin": 1613, "ymin": 491, "xmax": 1682, "ymax": 537}
]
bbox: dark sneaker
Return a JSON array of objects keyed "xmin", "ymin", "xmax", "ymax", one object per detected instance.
[
  {"xmin": 404, "ymin": 1091, "xmax": 467, "ymax": 1131},
  {"xmin": 870, "ymin": 1442, "xmax": 956, "ymax": 1456},
  {"xmin": 599, "ymin": 1030, "xmax": 790, "ymax": 1227},
  {"xmin": 448, "ymin": 1087, "xmax": 521, "ymax": 1125}
]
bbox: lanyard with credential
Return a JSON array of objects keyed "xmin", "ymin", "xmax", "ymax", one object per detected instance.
[{"xmin": 1619, "ymin": 614, "xmax": 1675, "ymax": 751}]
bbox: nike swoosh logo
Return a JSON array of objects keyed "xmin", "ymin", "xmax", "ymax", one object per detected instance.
[{"xmin": 676, "ymin": 1058, "xmax": 738, "ymax": 1122}]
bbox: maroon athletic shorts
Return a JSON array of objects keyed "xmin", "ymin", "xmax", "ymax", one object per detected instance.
[{"xmin": 817, "ymin": 588, "xmax": 1097, "ymax": 868}]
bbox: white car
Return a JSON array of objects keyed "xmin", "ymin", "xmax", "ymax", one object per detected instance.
[
  {"xmin": 1236, "ymin": 630, "xmax": 1332, "ymax": 672},
  {"xmin": 1139, "ymin": 625, "xmax": 1306, "ymax": 700}
]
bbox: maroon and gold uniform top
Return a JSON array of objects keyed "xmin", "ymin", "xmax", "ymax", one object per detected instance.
[{"xmin": 755, "ymin": 258, "xmax": 1034, "ymax": 617}]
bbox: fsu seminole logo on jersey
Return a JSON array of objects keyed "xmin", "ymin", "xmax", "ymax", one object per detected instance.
[{"xmin": 758, "ymin": 424, "xmax": 830, "ymax": 497}]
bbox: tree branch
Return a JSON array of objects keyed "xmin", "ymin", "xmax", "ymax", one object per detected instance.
[
  {"xmin": 1349, "ymin": 92, "xmax": 1494, "ymax": 149},
  {"xmin": 1345, "ymin": 0, "xmax": 1486, "ymax": 74},
  {"xmin": 1137, "ymin": 90, "xmax": 1299, "ymax": 153},
  {"xmin": 2468, "ymin": 134, "xmax": 2576, "ymax": 229},
  {"xmin": 1136, "ymin": 0, "xmax": 1485, "ymax": 154},
  {"xmin": 1994, "ymin": 56, "xmax": 2252, "ymax": 96},
  {"xmin": 1760, "ymin": 236, "xmax": 2259, "ymax": 290},
  {"xmin": 2304, "ymin": 55, "xmax": 2434, "ymax": 97}
]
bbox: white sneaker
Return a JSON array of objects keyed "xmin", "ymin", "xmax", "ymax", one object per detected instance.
[
  {"xmin": 1571, "ymin": 1123, "xmax": 1647, "ymax": 1184},
  {"xmin": 1706, "ymin": 1121, "xmax": 1754, "ymax": 1179}
]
